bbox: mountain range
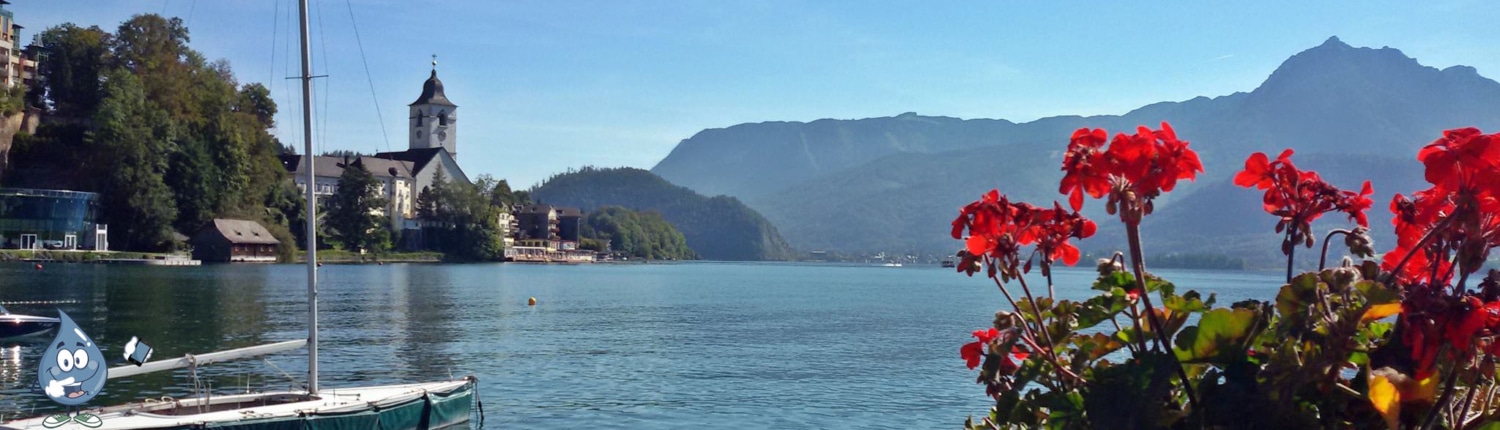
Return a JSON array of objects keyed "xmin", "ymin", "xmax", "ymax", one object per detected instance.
[{"xmin": 649, "ymin": 37, "xmax": 1500, "ymax": 268}]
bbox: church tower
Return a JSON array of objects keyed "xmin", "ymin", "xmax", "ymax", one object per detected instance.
[{"xmin": 409, "ymin": 56, "xmax": 458, "ymax": 158}]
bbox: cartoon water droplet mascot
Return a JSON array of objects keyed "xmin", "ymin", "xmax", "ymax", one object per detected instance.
[{"xmin": 37, "ymin": 310, "xmax": 106, "ymax": 428}]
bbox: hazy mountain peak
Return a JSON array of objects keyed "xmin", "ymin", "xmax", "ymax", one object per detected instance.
[
  {"xmin": 1258, "ymin": 36, "xmax": 1423, "ymax": 92},
  {"xmin": 1319, "ymin": 35, "xmax": 1348, "ymax": 49}
]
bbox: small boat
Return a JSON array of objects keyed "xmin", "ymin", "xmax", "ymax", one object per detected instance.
[
  {"xmin": 1, "ymin": 341, "xmax": 477, "ymax": 429},
  {"xmin": 0, "ymin": 305, "xmax": 59, "ymax": 339},
  {"xmin": 940, "ymin": 260, "xmax": 955, "ymax": 268},
  {"xmin": 881, "ymin": 263, "xmax": 903, "ymax": 267}
]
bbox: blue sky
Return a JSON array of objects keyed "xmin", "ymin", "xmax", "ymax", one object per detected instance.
[{"xmin": 12, "ymin": 1, "xmax": 1498, "ymax": 187}]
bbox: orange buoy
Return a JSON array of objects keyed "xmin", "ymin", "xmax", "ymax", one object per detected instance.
[
  {"xmin": 34, "ymin": 263, "xmax": 42, "ymax": 271},
  {"xmin": 527, "ymin": 297, "xmax": 537, "ymax": 306}
]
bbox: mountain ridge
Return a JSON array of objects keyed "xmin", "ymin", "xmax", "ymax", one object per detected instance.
[{"xmin": 649, "ymin": 37, "xmax": 1500, "ymax": 266}]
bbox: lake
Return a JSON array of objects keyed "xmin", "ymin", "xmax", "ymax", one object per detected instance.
[{"xmin": 0, "ymin": 262, "xmax": 1286, "ymax": 428}]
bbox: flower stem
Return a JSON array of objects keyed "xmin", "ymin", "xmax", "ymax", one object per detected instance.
[
  {"xmin": 1015, "ymin": 274, "xmax": 1058, "ymax": 358},
  {"xmin": 1124, "ymin": 222, "xmax": 1200, "ymax": 408},
  {"xmin": 1382, "ymin": 214, "xmax": 1456, "ymax": 285},
  {"xmin": 1421, "ymin": 359, "xmax": 1465, "ymax": 430},
  {"xmin": 1286, "ymin": 233, "xmax": 1296, "ymax": 284},
  {"xmin": 1043, "ymin": 259, "xmax": 1056, "ymax": 300},
  {"xmin": 989, "ymin": 275, "xmax": 1079, "ymax": 384},
  {"xmin": 1319, "ymin": 229, "xmax": 1353, "ymax": 271}
]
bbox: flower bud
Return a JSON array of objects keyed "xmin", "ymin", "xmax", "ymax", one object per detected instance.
[
  {"xmin": 994, "ymin": 311, "xmax": 1019, "ymax": 330},
  {"xmin": 1344, "ymin": 227, "xmax": 1376, "ymax": 259},
  {"xmin": 1330, "ymin": 265, "xmax": 1360, "ymax": 288},
  {"xmin": 1097, "ymin": 258, "xmax": 1123, "ymax": 276}
]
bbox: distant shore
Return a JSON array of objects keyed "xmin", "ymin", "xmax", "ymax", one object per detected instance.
[{"xmin": 296, "ymin": 250, "xmax": 443, "ymax": 264}]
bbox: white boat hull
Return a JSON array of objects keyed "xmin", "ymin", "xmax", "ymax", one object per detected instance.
[{"xmin": 1, "ymin": 378, "xmax": 477, "ymax": 430}]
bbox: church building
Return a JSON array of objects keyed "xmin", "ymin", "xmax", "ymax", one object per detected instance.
[
  {"xmin": 282, "ymin": 61, "xmax": 472, "ymax": 240},
  {"xmin": 374, "ymin": 63, "xmax": 470, "ymax": 194}
]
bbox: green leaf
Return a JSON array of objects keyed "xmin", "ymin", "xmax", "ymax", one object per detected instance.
[
  {"xmin": 1163, "ymin": 290, "xmax": 1210, "ymax": 314},
  {"xmin": 1275, "ymin": 274, "xmax": 1321, "ymax": 329},
  {"xmin": 1175, "ymin": 308, "xmax": 1259, "ymax": 364},
  {"xmin": 1092, "ymin": 271, "xmax": 1135, "ymax": 292},
  {"xmin": 1076, "ymin": 332, "xmax": 1127, "ymax": 361},
  {"xmin": 1145, "ymin": 275, "xmax": 1176, "ymax": 298},
  {"xmin": 1077, "ymin": 291, "xmax": 1129, "ymax": 329},
  {"xmin": 1082, "ymin": 352, "xmax": 1179, "ymax": 429},
  {"xmin": 1353, "ymin": 280, "xmax": 1400, "ymax": 305}
]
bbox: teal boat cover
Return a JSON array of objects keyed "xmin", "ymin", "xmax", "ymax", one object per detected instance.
[{"xmin": 200, "ymin": 382, "xmax": 475, "ymax": 430}]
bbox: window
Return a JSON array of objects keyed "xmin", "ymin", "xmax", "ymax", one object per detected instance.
[{"xmin": 438, "ymin": 110, "xmax": 448, "ymax": 126}]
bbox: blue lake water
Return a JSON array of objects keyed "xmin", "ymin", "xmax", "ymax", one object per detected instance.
[{"xmin": 0, "ymin": 262, "xmax": 1285, "ymax": 428}]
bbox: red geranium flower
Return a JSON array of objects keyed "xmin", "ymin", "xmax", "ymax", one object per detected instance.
[
  {"xmin": 1060, "ymin": 128, "xmax": 1110, "ymax": 211},
  {"xmin": 1058, "ymin": 122, "xmax": 1202, "ymax": 223},
  {"xmin": 1384, "ymin": 130, "xmax": 1500, "ymax": 286},
  {"xmin": 1417, "ymin": 127, "xmax": 1499, "ymax": 193},
  {"xmin": 1234, "ymin": 149, "xmax": 1372, "ymax": 257},
  {"xmin": 1023, "ymin": 202, "xmax": 1097, "ymax": 267},
  {"xmin": 961, "ymin": 328, "xmax": 1000, "ymax": 370},
  {"xmin": 1233, "ymin": 149, "xmax": 1294, "ymax": 190}
]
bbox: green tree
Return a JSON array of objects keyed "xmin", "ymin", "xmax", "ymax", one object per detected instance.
[
  {"xmin": 8, "ymin": 14, "xmax": 292, "ymax": 252},
  {"xmin": 581, "ymin": 206, "xmax": 695, "ymax": 260},
  {"xmin": 322, "ymin": 160, "xmax": 390, "ymax": 253},
  {"xmin": 416, "ymin": 171, "xmax": 504, "ymax": 261},
  {"xmin": 33, "ymin": 24, "xmax": 113, "ymax": 118},
  {"xmin": 91, "ymin": 70, "xmax": 177, "ymax": 250},
  {"xmin": 112, "ymin": 15, "xmax": 194, "ymax": 120}
]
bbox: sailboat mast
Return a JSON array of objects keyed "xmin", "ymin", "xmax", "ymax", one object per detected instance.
[{"xmin": 298, "ymin": 0, "xmax": 320, "ymax": 395}]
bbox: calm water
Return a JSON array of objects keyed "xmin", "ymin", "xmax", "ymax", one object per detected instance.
[{"xmin": 0, "ymin": 262, "xmax": 1284, "ymax": 428}]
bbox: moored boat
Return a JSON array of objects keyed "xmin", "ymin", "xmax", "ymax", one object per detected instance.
[{"xmin": 0, "ymin": 305, "xmax": 58, "ymax": 340}]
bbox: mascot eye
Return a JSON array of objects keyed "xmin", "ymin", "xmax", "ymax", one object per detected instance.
[
  {"xmin": 73, "ymin": 349, "xmax": 89, "ymax": 369},
  {"xmin": 56, "ymin": 352, "xmax": 73, "ymax": 372}
]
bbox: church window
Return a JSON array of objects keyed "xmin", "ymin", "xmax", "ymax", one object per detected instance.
[{"xmin": 438, "ymin": 110, "xmax": 448, "ymax": 126}]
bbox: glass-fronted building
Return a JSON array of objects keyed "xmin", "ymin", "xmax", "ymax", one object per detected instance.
[{"xmin": 0, "ymin": 188, "xmax": 106, "ymax": 250}]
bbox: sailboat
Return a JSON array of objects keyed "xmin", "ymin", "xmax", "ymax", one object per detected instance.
[
  {"xmin": 0, "ymin": 305, "xmax": 59, "ymax": 340},
  {"xmin": 1, "ymin": 1, "xmax": 478, "ymax": 428}
]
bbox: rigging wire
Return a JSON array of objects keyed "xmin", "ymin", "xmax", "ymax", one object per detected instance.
[
  {"xmin": 314, "ymin": 0, "xmax": 332, "ymax": 156},
  {"xmin": 267, "ymin": 0, "xmax": 279, "ymax": 136},
  {"xmin": 282, "ymin": 0, "xmax": 300, "ymax": 153},
  {"xmin": 344, "ymin": 0, "xmax": 393, "ymax": 153},
  {"xmin": 184, "ymin": 0, "xmax": 198, "ymax": 28}
]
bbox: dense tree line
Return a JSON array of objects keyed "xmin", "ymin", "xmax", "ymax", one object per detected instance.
[
  {"xmin": 530, "ymin": 166, "xmax": 794, "ymax": 261},
  {"xmin": 580, "ymin": 206, "xmax": 695, "ymax": 260},
  {"xmin": 414, "ymin": 170, "xmax": 505, "ymax": 261},
  {"xmin": 5, "ymin": 15, "xmax": 294, "ymax": 254}
]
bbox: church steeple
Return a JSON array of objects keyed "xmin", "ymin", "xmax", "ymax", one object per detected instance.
[
  {"xmin": 410, "ymin": 57, "xmax": 456, "ymax": 107},
  {"xmin": 408, "ymin": 55, "xmax": 458, "ymax": 157}
]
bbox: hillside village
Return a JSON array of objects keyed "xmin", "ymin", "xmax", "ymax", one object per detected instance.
[
  {"xmin": 275, "ymin": 66, "xmax": 596, "ymax": 263},
  {"xmin": 0, "ymin": 4, "xmax": 646, "ymax": 264}
]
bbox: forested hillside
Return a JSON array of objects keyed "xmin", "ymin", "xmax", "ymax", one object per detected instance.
[
  {"xmin": 531, "ymin": 167, "xmax": 793, "ymax": 261},
  {"xmin": 581, "ymin": 206, "xmax": 695, "ymax": 260},
  {"xmin": 5, "ymin": 15, "xmax": 297, "ymax": 253}
]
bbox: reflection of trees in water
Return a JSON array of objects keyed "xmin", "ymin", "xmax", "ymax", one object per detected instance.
[
  {"xmin": 383, "ymin": 265, "xmax": 458, "ymax": 383},
  {"xmin": 0, "ymin": 265, "xmax": 277, "ymax": 417},
  {"xmin": 0, "ymin": 263, "xmax": 475, "ymax": 418}
]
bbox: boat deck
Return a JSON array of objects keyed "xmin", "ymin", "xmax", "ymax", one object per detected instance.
[{"xmin": 1, "ymin": 379, "xmax": 474, "ymax": 430}]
